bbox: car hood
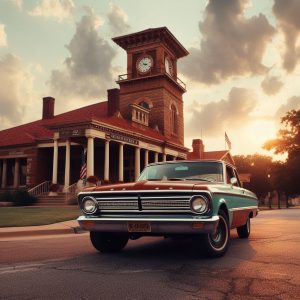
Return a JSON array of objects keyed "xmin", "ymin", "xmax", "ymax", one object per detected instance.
[{"xmin": 85, "ymin": 180, "xmax": 211, "ymax": 192}]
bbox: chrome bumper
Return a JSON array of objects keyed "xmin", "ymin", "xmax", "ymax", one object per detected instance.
[{"xmin": 77, "ymin": 215, "xmax": 219, "ymax": 234}]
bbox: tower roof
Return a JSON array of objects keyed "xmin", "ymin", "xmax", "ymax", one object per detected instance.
[{"xmin": 112, "ymin": 27, "xmax": 189, "ymax": 58}]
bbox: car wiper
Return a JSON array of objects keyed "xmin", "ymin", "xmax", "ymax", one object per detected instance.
[
  {"xmin": 167, "ymin": 178, "xmax": 186, "ymax": 181},
  {"xmin": 185, "ymin": 178, "xmax": 214, "ymax": 182}
]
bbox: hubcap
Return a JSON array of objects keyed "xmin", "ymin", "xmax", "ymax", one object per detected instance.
[
  {"xmin": 247, "ymin": 218, "xmax": 250, "ymax": 233},
  {"xmin": 208, "ymin": 215, "xmax": 228, "ymax": 251}
]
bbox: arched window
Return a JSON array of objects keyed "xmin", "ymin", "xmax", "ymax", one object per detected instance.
[
  {"xmin": 171, "ymin": 105, "xmax": 178, "ymax": 135},
  {"xmin": 139, "ymin": 101, "xmax": 150, "ymax": 110}
]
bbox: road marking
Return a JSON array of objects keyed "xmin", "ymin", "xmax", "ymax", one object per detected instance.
[
  {"xmin": 118, "ymin": 269, "xmax": 164, "ymax": 274},
  {"xmin": 0, "ymin": 258, "xmax": 66, "ymax": 275},
  {"xmin": 0, "ymin": 267, "xmax": 37, "ymax": 275}
]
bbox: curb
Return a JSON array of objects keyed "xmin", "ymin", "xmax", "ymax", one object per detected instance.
[
  {"xmin": 0, "ymin": 226, "xmax": 86, "ymax": 239},
  {"xmin": 0, "ymin": 228, "xmax": 73, "ymax": 238}
]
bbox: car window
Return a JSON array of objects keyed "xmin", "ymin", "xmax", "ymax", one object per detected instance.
[
  {"xmin": 138, "ymin": 161, "xmax": 224, "ymax": 182},
  {"xmin": 233, "ymin": 169, "xmax": 242, "ymax": 187},
  {"xmin": 226, "ymin": 165, "xmax": 239, "ymax": 186}
]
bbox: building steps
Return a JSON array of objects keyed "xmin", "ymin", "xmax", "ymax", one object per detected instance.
[{"xmin": 35, "ymin": 192, "xmax": 73, "ymax": 206}]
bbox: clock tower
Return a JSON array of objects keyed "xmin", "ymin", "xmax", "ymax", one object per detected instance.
[{"xmin": 112, "ymin": 27, "xmax": 189, "ymax": 146}]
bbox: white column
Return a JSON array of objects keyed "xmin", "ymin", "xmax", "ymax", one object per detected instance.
[
  {"xmin": 135, "ymin": 147, "xmax": 140, "ymax": 180},
  {"xmin": 104, "ymin": 140, "xmax": 110, "ymax": 182},
  {"xmin": 64, "ymin": 140, "xmax": 71, "ymax": 190},
  {"xmin": 1, "ymin": 159, "xmax": 7, "ymax": 188},
  {"xmin": 13, "ymin": 158, "xmax": 20, "ymax": 188},
  {"xmin": 87, "ymin": 136, "xmax": 94, "ymax": 177},
  {"xmin": 144, "ymin": 149, "xmax": 149, "ymax": 167},
  {"xmin": 118, "ymin": 143, "xmax": 124, "ymax": 182},
  {"xmin": 52, "ymin": 139, "xmax": 58, "ymax": 184},
  {"xmin": 162, "ymin": 153, "xmax": 167, "ymax": 162},
  {"xmin": 154, "ymin": 152, "xmax": 159, "ymax": 163}
]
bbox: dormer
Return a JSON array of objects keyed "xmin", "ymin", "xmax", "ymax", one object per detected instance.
[{"xmin": 131, "ymin": 103, "xmax": 150, "ymax": 126}]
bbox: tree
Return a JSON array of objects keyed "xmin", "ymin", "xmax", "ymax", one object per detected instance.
[
  {"xmin": 264, "ymin": 109, "xmax": 300, "ymax": 196},
  {"xmin": 234, "ymin": 154, "xmax": 273, "ymax": 199},
  {"xmin": 264, "ymin": 109, "xmax": 300, "ymax": 155}
]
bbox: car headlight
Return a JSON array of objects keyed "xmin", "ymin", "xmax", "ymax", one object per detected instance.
[
  {"xmin": 81, "ymin": 196, "xmax": 97, "ymax": 214},
  {"xmin": 190, "ymin": 195, "xmax": 209, "ymax": 214}
]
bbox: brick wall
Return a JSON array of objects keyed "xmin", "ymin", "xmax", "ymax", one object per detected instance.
[{"xmin": 119, "ymin": 76, "xmax": 185, "ymax": 146}]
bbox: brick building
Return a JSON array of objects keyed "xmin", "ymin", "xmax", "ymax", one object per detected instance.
[{"xmin": 0, "ymin": 27, "xmax": 233, "ymax": 194}]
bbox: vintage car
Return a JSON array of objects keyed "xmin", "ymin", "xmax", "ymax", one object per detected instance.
[{"xmin": 77, "ymin": 160, "xmax": 258, "ymax": 257}]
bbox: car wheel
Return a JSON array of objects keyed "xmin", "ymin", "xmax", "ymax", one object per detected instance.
[
  {"xmin": 196, "ymin": 210, "xmax": 230, "ymax": 258},
  {"xmin": 237, "ymin": 216, "xmax": 250, "ymax": 239},
  {"xmin": 90, "ymin": 232, "xmax": 129, "ymax": 253}
]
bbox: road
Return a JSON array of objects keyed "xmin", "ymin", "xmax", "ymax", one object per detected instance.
[{"xmin": 0, "ymin": 209, "xmax": 300, "ymax": 299}]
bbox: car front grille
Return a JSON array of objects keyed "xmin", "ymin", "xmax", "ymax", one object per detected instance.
[{"xmin": 94, "ymin": 192, "xmax": 194, "ymax": 213}]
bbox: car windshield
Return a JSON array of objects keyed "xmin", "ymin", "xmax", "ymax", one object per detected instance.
[{"xmin": 138, "ymin": 161, "xmax": 224, "ymax": 182}]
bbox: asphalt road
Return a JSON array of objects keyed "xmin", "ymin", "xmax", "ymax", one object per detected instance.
[{"xmin": 0, "ymin": 209, "xmax": 299, "ymax": 299}]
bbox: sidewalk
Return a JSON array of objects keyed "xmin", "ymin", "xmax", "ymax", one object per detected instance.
[
  {"xmin": 1, "ymin": 207, "xmax": 299, "ymax": 239},
  {"xmin": 0, "ymin": 220, "xmax": 84, "ymax": 238}
]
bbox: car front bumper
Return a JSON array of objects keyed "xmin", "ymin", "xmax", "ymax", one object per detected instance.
[{"xmin": 77, "ymin": 215, "xmax": 219, "ymax": 235}]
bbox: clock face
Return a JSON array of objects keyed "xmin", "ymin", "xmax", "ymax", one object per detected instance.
[
  {"xmin": 165, "ymin": 56, "xmax": 173, "ymax": 76},
  {"xmin": 137, "ymin": 55, "xmax": 153, "ymax": 74}
]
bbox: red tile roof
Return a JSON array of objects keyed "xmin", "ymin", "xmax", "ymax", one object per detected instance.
[
  {"xmin": 187, "ymin": 150, "xmax": 228, "ymax": 160},
  {"xmin": 0, "ymin": 101, "xmax": 177, "ymax": 147},
  {"xmin": 203, "ymin": 151, "xmax": 229, "ymax": 160}
]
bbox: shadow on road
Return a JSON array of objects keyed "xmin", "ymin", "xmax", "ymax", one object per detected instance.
[{"xmin": 84, "ymin": 230, "xmax": 257, "ymax": 264}]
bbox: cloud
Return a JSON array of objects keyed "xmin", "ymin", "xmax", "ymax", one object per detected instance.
[
  {"xmin": 107, "ymin": 3, "xmax": 130, "ymax": 35},
  {"xmin": 186, "ymin": 87, "xmax": 257, "ymax": 136},
  {"xmin": 275, "ymin": 96, "xmax": 300, "ymax": 120},
  {"xmin": 7, "ymin": 0, "xmax": 22, "ymax": 9},
  {"xmin": 273, "ymin": 0, "xmax": 300, "ymax": 72},
  {"xmin": 261, "ymin": 75, "xmax": 283, "ymax": 95},
  {"xmin": 28, "ymin": 0, "xmax": 74, "ymax": 22},
  {"xmin": 0, "ymin": 54, "xmax": 36, "ymax": 129},
  {"xmin": 48, "ymin": 7, "xmax": 116, "ymax": 103},
  {"xmin": 181, "ymin": 0, "xmax": 275, "ymax": 84},
  {"xmin": 0, "ymin": 24, "xmax": 7, "ymax": 47}
]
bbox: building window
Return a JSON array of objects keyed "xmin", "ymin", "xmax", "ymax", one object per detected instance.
[
  {"xmin": 171, "ymin": 105, "xmax": 178, "ymax": 135},
  {"xmin": 131, "ymin": 103, "xmax": 150, "ymax": 126},
  {"xmin": 139, "ymin": 101, "xmax": 150, "ymax": 110}
]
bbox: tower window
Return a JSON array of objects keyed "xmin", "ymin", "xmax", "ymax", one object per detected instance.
[
  {"xmin": 139, "ymin": 101, "xmax": 150, "ymax": 110},
  {"xmin": 171, "ymin": 105, "xmax": 178, "ymax": 135}
]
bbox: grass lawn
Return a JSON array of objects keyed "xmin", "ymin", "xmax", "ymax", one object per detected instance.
[{"xmin": 0, "ymin": 206, "xmax": 80, "ymax": 227}]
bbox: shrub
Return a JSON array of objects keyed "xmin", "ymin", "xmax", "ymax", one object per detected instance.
[
  {"xmin": 86, "ymin": 175, "xmax": 99, "ymax": 185},
  {"xmin": 0, "ymin": 192, "xmax": 14, "ymax": 202},
  {"xmin": 49, "ymin": 183, "xmax": 60, "ymax": 192},
  {"xmin": 12, "ymin": 190, "xmax": 37, "ymax": 206},
  {"xmin": 0, "ymin": 190, "xmax": 37, "ymax": 206}
]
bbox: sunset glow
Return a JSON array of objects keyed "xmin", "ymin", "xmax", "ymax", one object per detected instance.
[{"xmin": 0, "ymin": 0, "xmax": 299, "ymax": 157}]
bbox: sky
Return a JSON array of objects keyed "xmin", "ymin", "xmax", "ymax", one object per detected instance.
[{"xmin": 0, "ymin": 0, "xmax": 299, "ymax": 159}]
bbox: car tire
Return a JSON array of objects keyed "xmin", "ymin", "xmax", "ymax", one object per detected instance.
[
  {"xmin": 195, "ymin": 210, "xmax": 230, "ymax": 258},
  {"xmin": 90, "ymin": 231, "xmax": 129, "ymax": 253},
  {"xmin": 237, "ymin": 216, "xmax": 250, "ymax": 239}
]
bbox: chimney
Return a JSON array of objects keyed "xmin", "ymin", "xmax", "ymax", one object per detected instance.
[
  {"xmin": 42, "ymin": 97, "xmax": 55, "ymax": 119},
  {"xmin": 107, "ymin": 88, "xmax": 120, "ymax": 117},
  {"xmin": 192, "ymin": 139, "xmax": 205, "ymax": 159}
]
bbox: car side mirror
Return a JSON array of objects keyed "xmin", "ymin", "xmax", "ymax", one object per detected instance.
[{"xmin": 230, "ymin": 177, "xmax": 238, "ymax": 186}]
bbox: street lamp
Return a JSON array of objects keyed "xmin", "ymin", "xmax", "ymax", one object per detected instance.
[{"xmin": 267, "ymin": 174, "xmax": 271, "ymax": 209}]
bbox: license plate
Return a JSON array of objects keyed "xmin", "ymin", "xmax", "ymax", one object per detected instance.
[{"xmin": 127, "ymin": 221, "xmax": 151, "ymax": 232}]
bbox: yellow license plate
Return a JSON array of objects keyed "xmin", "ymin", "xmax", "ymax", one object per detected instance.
[{"xmin": 127, "ymin": 221, "xmax": 151, "ymax": 232}]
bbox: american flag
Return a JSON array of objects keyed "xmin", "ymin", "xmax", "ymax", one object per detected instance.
[
  {"xmin": 80, "ymin": 148, "xmax": 87, "ymax": 179},
  {"xmin": 225, "ymin": 132, "xmax": 232, "ymax": 150}
]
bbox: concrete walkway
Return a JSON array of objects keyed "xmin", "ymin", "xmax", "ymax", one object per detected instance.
[
  {"xmin": 0, "ymin": 220, "xmax": 83, "ymax": 238},
  {"xmin": 1, "ymin": 206, "xmax": 299, "ymax": 239}
]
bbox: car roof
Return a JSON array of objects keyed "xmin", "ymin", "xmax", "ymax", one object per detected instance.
[{"xmin": 147, "ymin": 159, "xmax": 236, "ymax": 169}]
